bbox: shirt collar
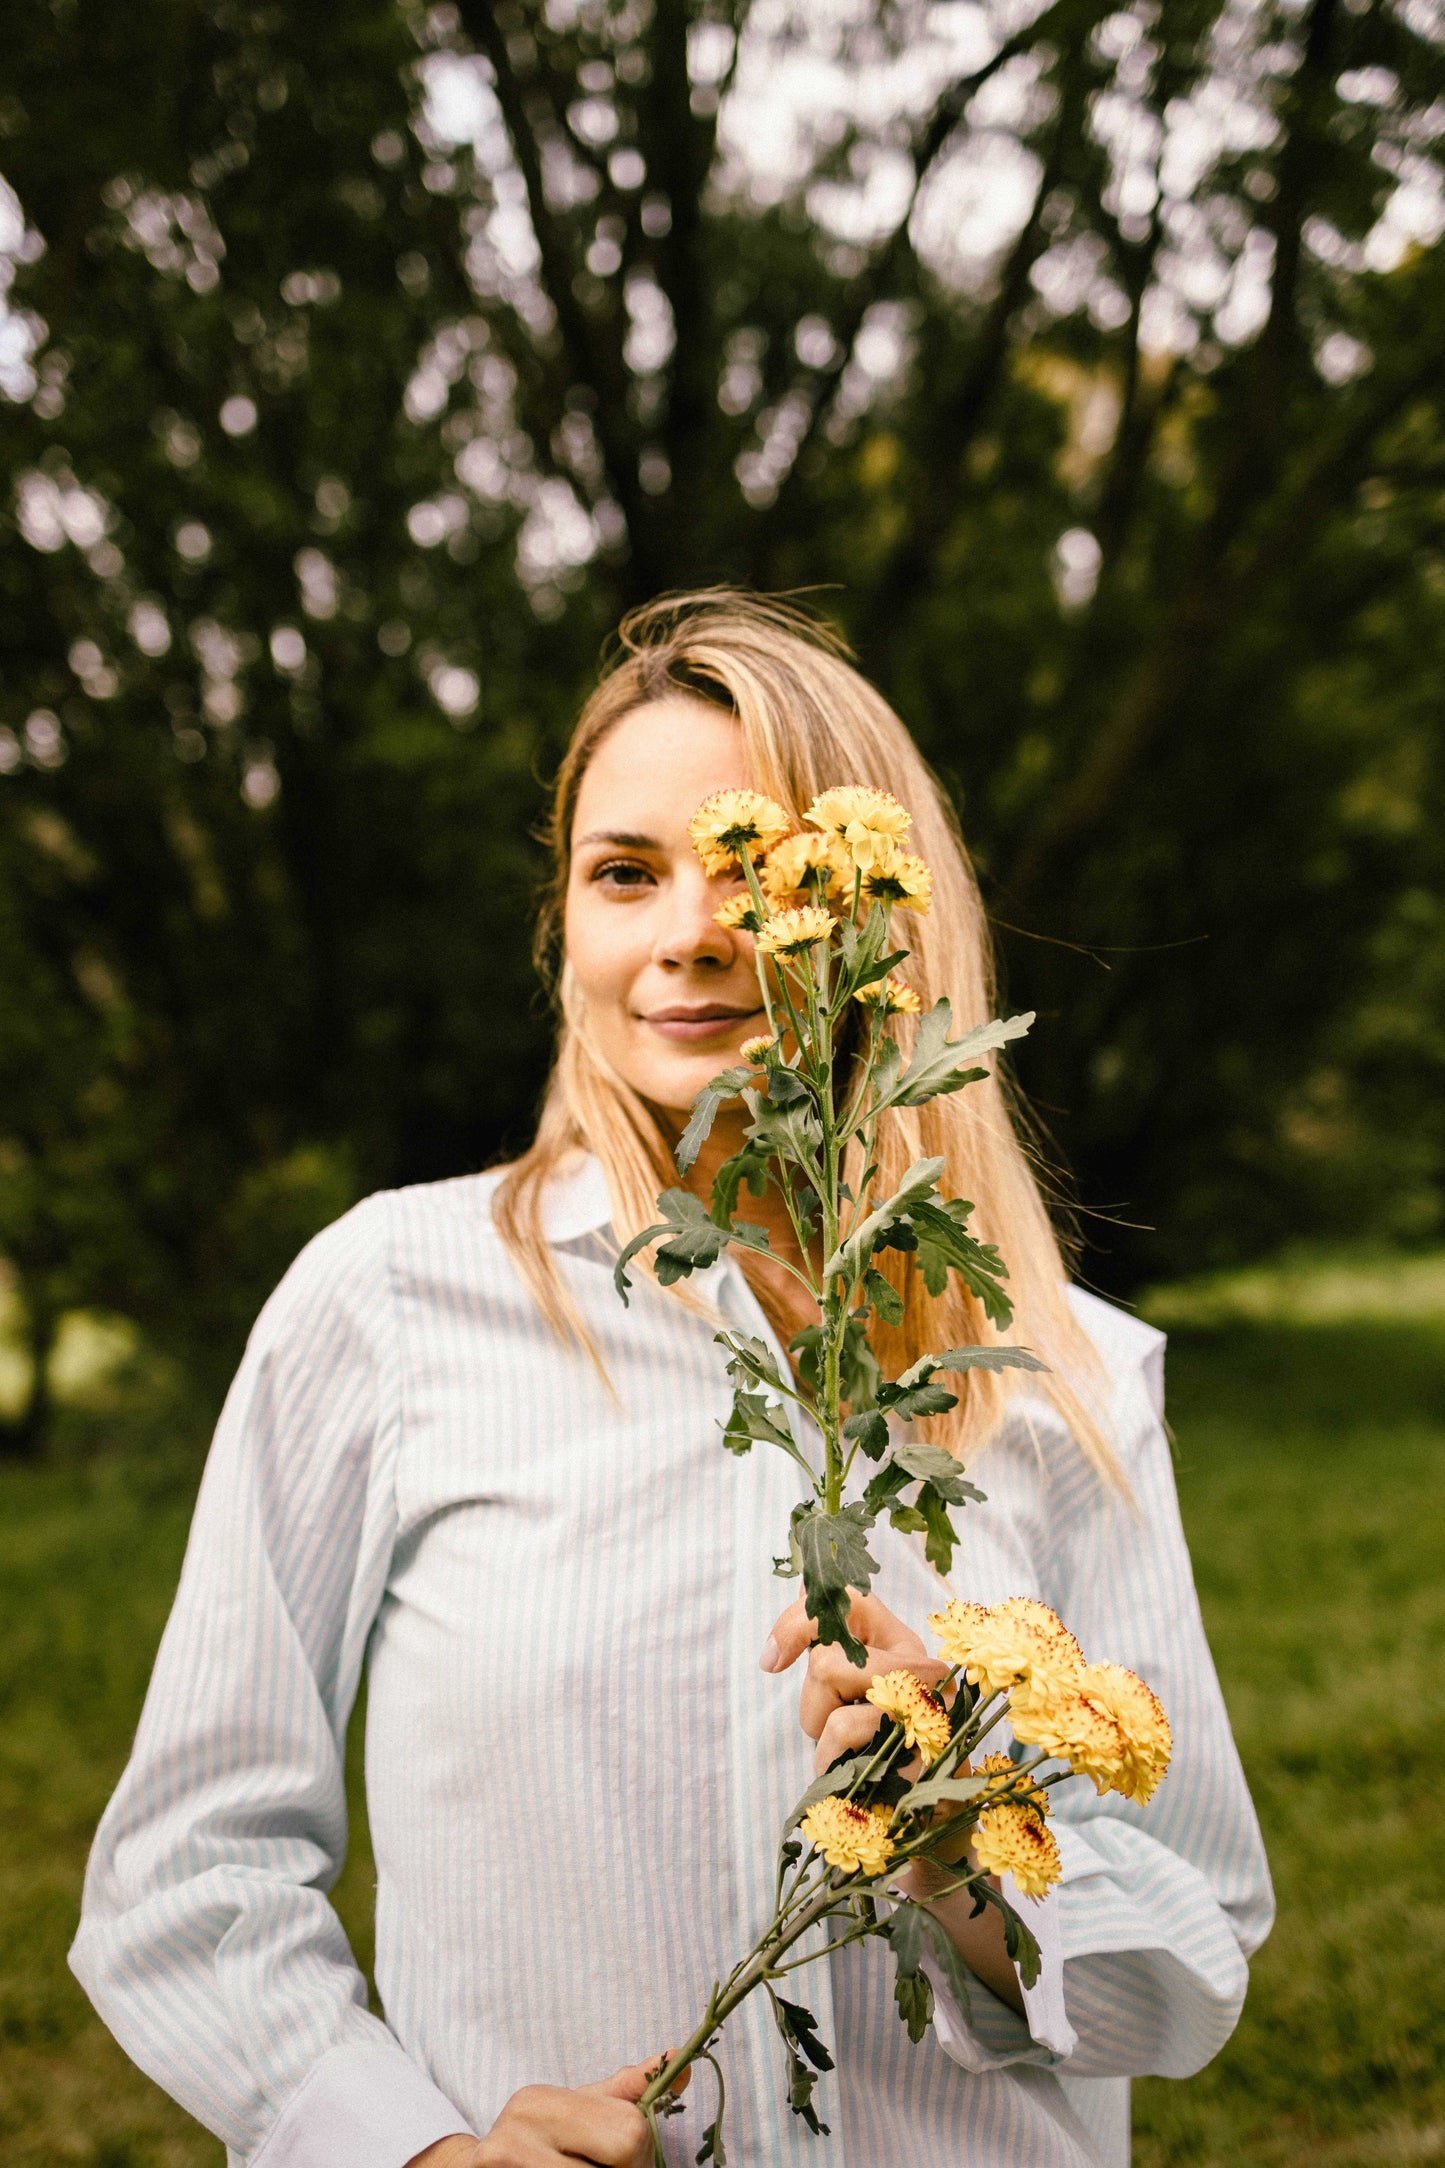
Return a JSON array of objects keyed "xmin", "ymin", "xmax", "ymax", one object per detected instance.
[{"xmin": 540, "ymin": 1152, "xmax": 616, "ymax": 1244}]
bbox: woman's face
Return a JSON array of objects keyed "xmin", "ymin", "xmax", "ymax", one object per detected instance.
[{"xmin": 564, "ymin": 695, "xmax": 768, "ymax": 1118}]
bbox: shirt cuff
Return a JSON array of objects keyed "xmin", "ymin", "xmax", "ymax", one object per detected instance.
[
  {"xmin": 925, "ymin": 1876, "xmax": 1078, "ymax": 2073},
  {"xmin": 249, "ymin": 2035, "xmax": 475, "ymax": 2168}
]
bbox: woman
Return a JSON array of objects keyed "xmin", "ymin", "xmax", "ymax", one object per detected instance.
[{"xmin": 71, "ymin": 593, "xmax": 1272, "ymax": 2168}]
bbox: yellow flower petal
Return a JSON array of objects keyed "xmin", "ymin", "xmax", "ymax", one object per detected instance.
[
  {"xmin": 688, "ymin": 789, "xmax": 792, "ymax": 876},
  {"xmin": 859, "ymin": 844, "xmax": 933, "ymax": 914},
  {"xmin": 805, "ymin": 786, "xmax": 912, "ymax": 855},
  {"xmin": 971, "ymin": 1803, "xmax": 1062, "ymax": 1899},
  {"xmin": 799, "ymin": 1795, "xmax": 896, "ymax": 1877},
  {"xmin": 854, "ymin": 973, "xmax": 922, "ymax": 1015},
  {"xmin": 755, "ymin": 904, "xmax": 835, "ymax": 955},
  {"xmin": 929, "ymin": 1597, "xmax": 1085, "ymax": 1708},
  {"xmin": 865, "ymin": 1668, "xmax": 953, "ymax": 1762},
  {"xmin": 760, "ymin": 831, "xmax": 850, "ymax": 902}
]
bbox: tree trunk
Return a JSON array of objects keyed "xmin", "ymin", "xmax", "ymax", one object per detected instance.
[{"xmin": 0, "ymin": 1303, "xmax": 57, "ymax": 1461}]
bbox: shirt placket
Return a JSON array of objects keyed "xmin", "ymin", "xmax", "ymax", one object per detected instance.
[{"xmin": 711, "ymin": 1259, "xmax": 848, "ymax": 2168}]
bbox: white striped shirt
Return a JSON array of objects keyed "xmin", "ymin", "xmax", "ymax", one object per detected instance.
[{"xmin": 70, "ymin": 1155, "xmax": 1272, "ymax": 2168}]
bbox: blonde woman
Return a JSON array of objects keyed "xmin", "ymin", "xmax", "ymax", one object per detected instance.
[{"xmin": 72, "ymin": 594, "xmax": 1272, "ymax": 2168}]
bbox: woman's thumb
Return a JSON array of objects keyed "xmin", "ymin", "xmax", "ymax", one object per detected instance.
[{"xmin": 584, "ymin": 2054, "xmax": 691, "ymax": 2102}]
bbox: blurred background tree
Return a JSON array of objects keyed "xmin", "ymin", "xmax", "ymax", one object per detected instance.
[{"xmin": 1, "ymin": 0, "xmax": 1442, "ymax": 1445}]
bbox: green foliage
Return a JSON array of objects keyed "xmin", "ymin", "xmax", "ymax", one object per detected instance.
[
  {"xmin": 3, "ymin": 0, "xmax": 1445, "ymax": 1453},
  {"xmin": 794, "ymin": 1503, "xmax": 881, "ymax": 1662}
]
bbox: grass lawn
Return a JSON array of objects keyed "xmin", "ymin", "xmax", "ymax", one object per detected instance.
[{"xmin": 1, "ymin": 1303, "xmax": 1441, "ymax": 2165}]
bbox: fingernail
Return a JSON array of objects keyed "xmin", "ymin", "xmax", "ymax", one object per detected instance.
[{"xmin": 761, "ymin": 1635, "xmax": 781, "ymax": 1672}]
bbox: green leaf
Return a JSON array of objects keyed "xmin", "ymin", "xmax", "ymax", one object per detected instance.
[
  {"xmin": 843, "ymin": 1407, "xmax": 891, "ymax": 1460},
  {"xmin": 721, "ymin": 1389, "xmax": 795, "ymax": 1456},
  {"xmin": 925, "ymin": 1343, "xmax": 1049, "ymax": 1377},
  {"xmin": 774, "ymin": 1997, "xmax": 835, "ymax": 2073},
  {"xmin": 897, "ymin": 1773, "xmax": 986, "ymax": 1814},
  {"xmin": 708, "ymin": 1139, "xmax": 770, "ymax": 1227},
  {"xmin": 822, "ymin": 1156, "xmax": 945, "ymax": 1283},
  {"xmin": 907, "ymin": 1199, "xmax": 1015, "ymax": 1327},
  {"xmin": 613, "ymin": 1220, "xmax": 673, "ymax": 1304},
  {"xmin": 877, "ymin": 1377, "xmax": 959, "ymax": 1422},
  {"xmin": 887, "ymin": 1898, "xmax": 977, "ymax": 2039},
  {"xmin": 883, "ymin": 1001, "xmax": 1034, "ymax": 1110},
  {"xmin": 675, "ymin": 1065, "xmax": 755, "ymax": 1176},
  {"xmin": 782, "ymin": 1747, "xmax": 879, "ymax": 1836},
  {"xmin": 861, "ymin": 1455, "xmax": 910, "ymax": 1512},
  {"xmin": 889, "ymin": 1440, "xmax": 986, "ymax": 1508},
  {"xmin": 917, "ymin": 1483, "xmax": 959, "ymax": 1574},
  {"xmin": 695, "ymin": 2119, "xmax": 726, "ymax": 2165},
  {"xmin": 749, "ymin": 1096, "xmax": 824, "ymax": 1168},
  {"xmin": 785, "ymin": 2051, "xmax": 829, "ymax": 2134},
  {"xmin": 894, "ymin": 1968, "xmax": 934, "ymax": 2044},
  {"xmin": 797, "ymin": 1313, "xmax": 883, "ymax": 1409},
  {"xmin": 766, "ymin": 1063, "xmax": 812, "ymax": 1107},
  {"xmin": 999, "ymin": 1901, "xmax": 1043, "ymax": 1989},
  {"xmin": 649, "ymin": 1188, "xmax": 736, "ymax": 1284},
  {"xmin": 863, "ymin": 1267, "xmax": 906, "ymax": 1325},
  {"xmin": 716, "ymin": 1330, "xmax": 790, "ymax": 1400},
  {"xmin": 917, "ymin": 1904, "xmax": 979, "ymax": 2020},
  {"xmin": 885, "ymin": 1903, "xmax": 936, "ymax": 2042},
  {"xmin": 796, "ymin": 1502, "xmax": 880, "ymax": 1662}
]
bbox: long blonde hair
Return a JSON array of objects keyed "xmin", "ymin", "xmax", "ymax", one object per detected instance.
[{"xmin": 494, "ymin": 591, "xmax": 1113, "ymax": 1475}]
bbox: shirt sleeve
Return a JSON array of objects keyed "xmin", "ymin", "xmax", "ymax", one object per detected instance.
[
  {"xmin": 1039, "ymin": 1306, "xmax": 1276, "ymax": 2080},
  {"xmin": 68, "ymin": 1195, "xmax": 475, "ymax": 2166},
  {"xmin": 922, "ymin": 1301, "xmax": 1272, "ymax": 2083}
]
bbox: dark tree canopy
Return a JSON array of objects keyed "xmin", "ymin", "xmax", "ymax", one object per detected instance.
[{"xmin": 1, "ymin": 0, "xmax": 1443, "ymax": 1440}]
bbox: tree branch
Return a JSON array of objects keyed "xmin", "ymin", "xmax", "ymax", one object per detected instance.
[
  {"xmin": 1006, "ymin": 329, "xmax": 1445, "ymax": 896},
  {"xmin": 455, "ymin": 3, "xmax": 649, "ymax": 559}
]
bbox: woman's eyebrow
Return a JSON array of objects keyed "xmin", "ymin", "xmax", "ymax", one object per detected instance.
[{"xmin": 572, "ymin": 829, "xmax": 661, "ymax": 851}]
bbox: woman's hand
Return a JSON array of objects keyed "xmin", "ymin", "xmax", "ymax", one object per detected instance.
[
  {"xmin": 761, "ymin": 1589, "xmax": 948, "ymax": 1774},
  {"xmin": 760, "ymin": 1592, "xmax": 1026, "ymax": 2017},
  {"xmin": 406, "ymin": 2055, "xmax": 689, "ymax": 2168}
]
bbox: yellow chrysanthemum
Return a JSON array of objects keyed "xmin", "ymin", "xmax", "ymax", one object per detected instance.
[
  {"xmin": 1061, "ymin": 1663, "xmax": 1173, "ymax": 1805},
  {"xmin": 755, "ymin": 904, "xmax": 835, "ymax": 955},
  {"xmin": 971, "ymin": 1804, "xmax": 1063, "ymax": 1900},
  {"xmin": 978, "ymin": 1751, "xmax": 1052, "ymax": 1817},
  {"xmin": 858, "ymin": 843, "xmax": 933, "ymax": 915},
  {"xmin": 739, "ymin": 1034, "xmax": 774, "ymax": 1063},
  {"xmin": 854, "ymin": 973, "xmax": 922, "ymax": 1015},
  {"xmin": 761, "ymin": 831, "xmax": 850, "ymax": 903},
  {"xmin": 688, "ymin": 789, "xmax": 792, "ymax": 876},
  {"xmin": 929, "ymin": 1597, "xmax": 1085, "ymax": 1713},
  {"xmin": 713, "ymin": 892, "xmax": 760, "ymax": 931},
  {"xmin": 1008, "ymin": 1684, "xmax": 1125, "ymax": 1782},
  {"xmin": 800, "ymin": 1795, "xmax": 896, "ymax": 1877},
  {"xmin": 865, "ymin": 1669, "xmax": 953, "ymax": 1762},
  {"xmin": 805, "ymin": 786, "xmax": 912, "ymax": 873}
]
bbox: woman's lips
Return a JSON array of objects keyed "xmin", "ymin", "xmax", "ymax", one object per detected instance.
[{"xmin": 642, "ymin": 1005, "xmax": 764, "ymax": 1043}]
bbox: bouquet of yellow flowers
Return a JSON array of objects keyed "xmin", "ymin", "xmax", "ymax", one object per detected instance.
[{"xmin": 613, "ymin": 785, "xmax": 1171, "ymax": 2163}]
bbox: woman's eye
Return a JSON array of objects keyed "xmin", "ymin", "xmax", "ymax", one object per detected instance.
[{"xmin": 592, "ymin": 859, "xmax": 655, "ymax": 891}]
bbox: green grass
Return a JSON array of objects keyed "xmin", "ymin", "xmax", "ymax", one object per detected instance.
[{"xmin": 1, "ymin": 1316, "xmax": 1442, "ymax": 2165}]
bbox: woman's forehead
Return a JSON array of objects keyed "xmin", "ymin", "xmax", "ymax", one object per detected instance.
[{"xmin": 572, "ymin": 697, "xmax": 751, "ymax": 840}]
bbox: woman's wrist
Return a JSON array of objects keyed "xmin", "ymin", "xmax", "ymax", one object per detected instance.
[
  {"xmin": 895, "ymin": 1860, "xmax": 1027, "ymax": 2018},
  {"xmin": 403, "ymin": 2136, "xmax": 478, "ymax": 2167}
]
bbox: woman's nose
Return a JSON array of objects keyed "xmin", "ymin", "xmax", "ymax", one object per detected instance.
[{"xmin": 654, "ymin": 869, "xmax": 736, "ymax": 969}]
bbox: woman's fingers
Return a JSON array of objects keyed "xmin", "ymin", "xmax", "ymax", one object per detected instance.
[
  {"xmin": 478, "ymin": 2084, "xmax": 650, "ymax": 2168},
  {"xmin": 762, "ymin": 1588, "xmax": 926, "ymax": 1674},
  {"xmin": 812, "ymin": 1700, "xmax": 887, "ymax": 1774},
  {"xmin": 797, "ymin": 1635, "xmax": 950, "ymax": 1739}
]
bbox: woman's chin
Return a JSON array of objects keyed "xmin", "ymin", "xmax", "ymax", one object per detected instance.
[{"xmin": 637, "ymin": 1045, "xmax": 748, "ymax": 1120}]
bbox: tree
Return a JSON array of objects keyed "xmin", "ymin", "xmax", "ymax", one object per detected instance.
[{"xmin": 2, "ymin": 0, "xmax": 1443, "ymax": 1443}]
